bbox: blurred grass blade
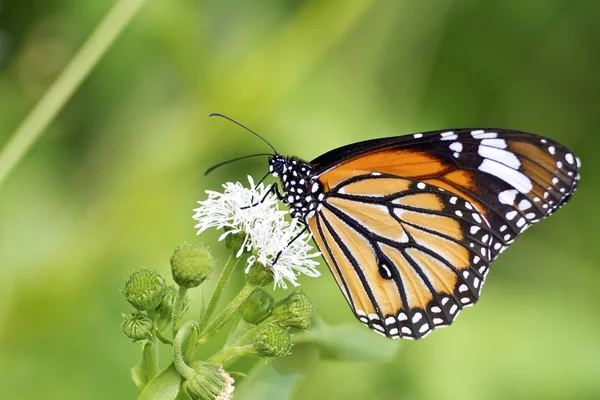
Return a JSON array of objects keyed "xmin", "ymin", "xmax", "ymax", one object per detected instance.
[{"xmin": 0, "ymin": 0, "xmax": 147, "ymax": 189}]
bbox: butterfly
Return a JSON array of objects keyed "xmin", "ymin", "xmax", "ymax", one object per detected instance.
[{"xmin": 210, "ymin": 114, "xmax": 581, "ymax": 339}]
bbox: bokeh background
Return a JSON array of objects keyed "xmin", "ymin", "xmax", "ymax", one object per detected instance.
[{"xmin": 1, "ymin": 0, "xmax": 599, "ymax": 399}]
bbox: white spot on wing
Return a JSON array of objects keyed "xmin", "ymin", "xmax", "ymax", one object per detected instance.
[
  {"xmin": 480, "ymin": 138, "xmax": 507, "ymax": 149},
  {"xmin": 412, "ymin": 312, "xmax": 422, "ymax": 323},
  {"xmin": 479, "ymin": 159, "xmax": 533, "ymax": 193},
  {"xmin": 478, "ymin": 145, "xmax": 520, "ymax": 169},
  {"xmin": 440, "ymin": 131, "xmax": 458, "ymax": 140},
  {"xmin": 413, "ymin": 133, "xmax": 423, "ymax": 139},
  {"xmin": 449, "ymin": 142, "xmax": 463, "ymax": 152},
  {"xmin": 518, "ymin": 199, "xmax": 532, "ymax": 211},
  {"xmin": 471, "ymin": 130, "xmax": 498, "ymax": 139},
  {"xmin": 498, "ymin": 189, "xmax": 518, "ymax": 205}
]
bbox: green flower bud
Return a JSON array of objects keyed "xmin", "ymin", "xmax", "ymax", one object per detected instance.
[
  {"xmin": 224, "ymin": 230, "xmax": 245, "ymax": 252},
  {"xmin": 171, "ymin": 244, "xmax": 214, "ymax": 288},
  {"xmin": 239, "ymin": 288, "xmax": 274, "ymax": 324},
  {"xmin": 156, "ymin": 284, "xmax": 177, "ymax": 327},
  {"xmin": 253, "ymin": 323, "xmax": 291, "ymax": 358},
  {"xmin": 124, "ymin": 269, "xmax": 166, "ymax": 311},
  {"xmin": 122, "ymin": 312, "xmax": 153, "ymax": 341},
  {"xmin": 184, "ymin": 362, "xmax": 235, "ymax": 400},
  {"xmin": 272, "ymin": 291, "xmax": 313, "ymax": 330},
  {"xmin": 246, "ymin": 264, "xmax": 274, "ymax": 287}
]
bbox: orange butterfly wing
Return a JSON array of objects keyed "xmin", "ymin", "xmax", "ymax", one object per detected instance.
[{"xmin": 306, "ymin": 128, "xmax": 579, "ymax": 339}]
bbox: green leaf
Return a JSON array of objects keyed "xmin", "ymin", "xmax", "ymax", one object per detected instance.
[
  {"xmin": 174, "ymin": 385, "xmax": 192, "ymax": 400},
  {"xmin": 235, "ymin": 361, "xmax": 304, "ymax": 400},
  {"xmin": 131, "ymin": 364, "xmax": 148, "ymax": 389},
  {"xmin": 137, "ymin": 364, "xmax": 182, "ymax": 400},
  {"xmin": 272, "ymin": 342, "xmax": 320, "ymax": 374},
  {"xmin": 295, "ymin": 322, "xmax": 401, "ymax": 362},
  {"xmin": 141, "ymin": 340, "xmax": 158, "ymax": 383}
]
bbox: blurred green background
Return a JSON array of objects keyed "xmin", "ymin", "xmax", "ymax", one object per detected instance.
[{"xmin": 1, "ymin": 0, "xmax": 599, "ymax": 399}]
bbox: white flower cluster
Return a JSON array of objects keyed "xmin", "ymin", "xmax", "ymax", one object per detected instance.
[{"xmin": 193, "ymin": 176, "xmax": 320, "ymax": 288}]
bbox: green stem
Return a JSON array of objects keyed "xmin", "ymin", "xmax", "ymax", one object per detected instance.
[
  {"xmin": 172, "ymin": 286, "xmax": 188, "ymax": 337},
  {"xmin": 173, "ymin": 321, "xmax": 199, "ymax": 380},
  {"xmin": 0, "ymin": 0, "xmax": 147, "ymax": 189},
  {"xmin": 155, "ymin": 328, "xmax": 173, "ymax": 345},
  {"xmin": 199, "ymin": 251, "xmax": 240, "ymax": 330},
  {"xmin": 144, "ymin": 310, "xmax": 160, "ymax": 381},
  {"xmin": 198, "ymin": 282, "xmax": 255, "ymax": 344},
  {"xmin": 208, "ymin": 345, "xmax": 255, "ymax": 365}
]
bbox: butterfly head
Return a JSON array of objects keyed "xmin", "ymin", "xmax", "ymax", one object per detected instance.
[
  {"xmin": 268, "ymin": 155, "xmax": 288, "ymax": 178},
  {"xmin": 268, "ymin": 155, "xmax": 314, "ymax": 182},
  {"xmin": 268, "ymin": 155, "xmax": 322, "ymax": 219}
]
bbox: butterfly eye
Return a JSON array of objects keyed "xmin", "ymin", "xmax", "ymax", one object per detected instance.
[{"xmin": 270, "ymin": 157, "xmax": 286, "ymax": 175}]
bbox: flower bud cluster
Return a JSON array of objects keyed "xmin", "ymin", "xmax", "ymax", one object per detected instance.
[
  {"xmin": 236, "ymin": 291, "xmax": 313, "ymax": 359},
  {"xmin": 121, "ymin": 244, "xmax": 215, "ymax": 344}
]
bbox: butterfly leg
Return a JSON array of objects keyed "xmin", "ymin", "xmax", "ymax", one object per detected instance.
[
  {"xmin": 271, "ymin": 225, "xmax": 308, "ymax": 265},
  {"xmin": 241, "ymin": 183, "xmax": 284, "ymax": 209}
]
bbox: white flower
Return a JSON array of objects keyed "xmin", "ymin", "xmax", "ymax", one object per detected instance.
[
  {"xmin": 215, "ymin": 366, "xmax": 235, "ymax": 400},
  {"xmin": 193, "ymin": 176, "xmax": 321, "ymax": 288}
]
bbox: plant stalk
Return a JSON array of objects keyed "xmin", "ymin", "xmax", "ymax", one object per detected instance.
[
  {"xmin": 208, "ymin": 345, "xmax": 254, "ymax": 365},
  {"xmin": 198, "ymin": 282, "xmax": 255, "ymax": 343},
  {"xmin": 172, "ymin": 286, "xmax": 188, "ymax": 337},
  {"xmin": 0, "ymin": 0, "xmax": 147, "ymax": 188},
  {"xmin": 199, "ymin": 251, "xmax": 240, "ymax": 330}
]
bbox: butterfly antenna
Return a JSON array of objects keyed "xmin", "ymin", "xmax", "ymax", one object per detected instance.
[
  {"xmin": 209, "ymin": 113, "xmax": 278, "ymax": 154},
  {"xmin": 204, "ymin": 153, "xmax": 272, "ymax": 176}
]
